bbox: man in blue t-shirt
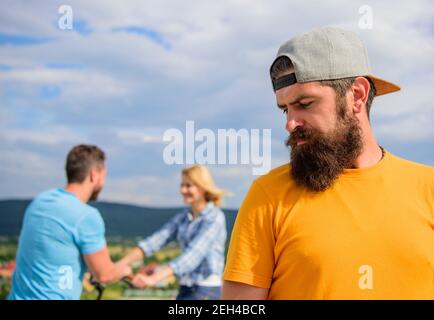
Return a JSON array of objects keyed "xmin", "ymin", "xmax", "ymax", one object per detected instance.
[{"xmin": 8, "ymin": 144, "xmax": 131, "ymax": 300}]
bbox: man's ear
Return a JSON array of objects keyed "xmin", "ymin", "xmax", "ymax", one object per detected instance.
[
  {"xmin": 351, "ymin": 77, "xmax": 370, "ymax": 114},
  {"xmin": 89, "ymin": 167, "xmax": 97, "ymax": 183}
]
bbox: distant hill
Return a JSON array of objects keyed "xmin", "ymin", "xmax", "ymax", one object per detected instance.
[{"xmin": 0, "ymin": 200, "xmax": 238, "ymax": 239}]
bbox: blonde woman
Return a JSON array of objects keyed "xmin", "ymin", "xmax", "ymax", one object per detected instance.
[{"xmin": 118, "ymin": 165, "xmax": 228, "ymax": 300}]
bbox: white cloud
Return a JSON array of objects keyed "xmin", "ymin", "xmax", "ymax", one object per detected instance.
[
  {"xmin": 0, "ymin": 126, "xmax": 87, "ymax": 145},
  {"xmin": 116, "ymin": 128, "xmax": 165, "ymax": 145},
  {"xmin": 0, "ymin": 0, "xmax": 433, "ymax": 206},
  {"xmin": 374, "ymin": 114, "xmax": 434, "ymax": 142},
  {"xmin": 0, "ymin": 67, "xmax": 130, "ymax": 100},
  {"xmin": 0, "ymin": 148, "xmax": 62, "ymax": 180},
  {"xmin": 101, "ymin": 174, "xmax": 179, "ymax": 206}
]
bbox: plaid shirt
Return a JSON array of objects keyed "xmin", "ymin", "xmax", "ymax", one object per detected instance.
[{"xmin": 138, "ymin": 202, "xmax": 227, "ymax": 286}]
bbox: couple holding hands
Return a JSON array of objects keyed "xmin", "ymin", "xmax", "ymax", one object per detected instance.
[{"xmin": 8, "ymin": 144, "xmax": 228, "ymax": 300}]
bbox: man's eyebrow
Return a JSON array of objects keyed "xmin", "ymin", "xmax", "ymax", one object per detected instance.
[
  {"xmin": 277, "ymin": 94, "xmax": 317, "ymax": 109},
  {"xmin": 289, "ymin": 95, "xmax": 317, "ymax": 105}
]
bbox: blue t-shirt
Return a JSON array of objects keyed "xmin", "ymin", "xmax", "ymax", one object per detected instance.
[{"xmin": 8, "ymin": 188, "xmax": 106, "ymax": 300}]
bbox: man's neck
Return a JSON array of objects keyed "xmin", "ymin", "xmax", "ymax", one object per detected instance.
[
  {"xmin": 64, "ymin": 183, "xmax": 90, "ymax": 203},
  {"xmin": 351, "ymin": 138, "xmax": 383, "ymax": 169}
]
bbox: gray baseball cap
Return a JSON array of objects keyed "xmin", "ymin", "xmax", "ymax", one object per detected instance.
[{"xmin": 270, "ymin": 27, "xmax": 400, "ymax": 96}]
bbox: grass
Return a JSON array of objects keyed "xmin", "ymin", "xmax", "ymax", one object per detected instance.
[
  {"xmin": 0, "ymin": 242, "xmax": 17, "ymax": 263},
  {"xmin": 0, "ymin": 238, "xmax": 181, "ymax": 300}
]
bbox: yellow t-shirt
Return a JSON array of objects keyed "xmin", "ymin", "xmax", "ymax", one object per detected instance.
[{"xmin": 224, "ymin": 150, "xmax": 434, "ymax": 299}]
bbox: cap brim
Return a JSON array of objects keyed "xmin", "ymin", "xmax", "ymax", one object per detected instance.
[{"xmin": 367, "ymin": 74, "xmax": 400, "ymax": 96}]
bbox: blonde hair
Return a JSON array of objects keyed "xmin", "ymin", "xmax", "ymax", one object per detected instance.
[{"xmin": 181, "ymin": 165, "xmax": 227, "ymax": 207}]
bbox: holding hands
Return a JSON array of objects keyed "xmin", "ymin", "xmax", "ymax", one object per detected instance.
[
  {"xmin": 131, "ymin": 263, "xmax": 174, "ymax": 289},
  {"xmin": 117, "ymin": 247, "xmax": 175, "ymax": 289}
]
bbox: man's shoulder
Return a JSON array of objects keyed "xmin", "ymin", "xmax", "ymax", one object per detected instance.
[
  {"xmin": 254, "ymin": 162, "xmax": 295, "ymax": 188},
  {"xmin": 388, "ymin": 153, "xmax": 434, "ymax": 178},
  {"xmin": 33, "ymin": 188, "xmax": 60, "ymax": 201},
  {"xmin": 26, "ymin": 188, "xmax": 61, "ymax": 213},
  {"xmin": 33, "ymin": 188, "xmax": 100, "ymax": 220},
  {"xmin": 250, "ymin": 162, "xmax": 299, "ymax": 202},
  {"xmin": 75, "ymin": 203, "xmax": 102, "ymax": 223}
]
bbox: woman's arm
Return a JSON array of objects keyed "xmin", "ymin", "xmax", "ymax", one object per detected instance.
[
  {"xmin": 136, "ymin": 213, "xmax": 183, "ymax": 258},
  {"xmin": 119, "ymin": 213, "xmax": 184, "ymax": 267},
  {"xmin": 117, "ymin": 247, "xmax": 145, "ymax": 267}
]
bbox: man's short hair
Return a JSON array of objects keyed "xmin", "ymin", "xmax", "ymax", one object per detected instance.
[
  {"xmin": 65, "ymin": 144, "xmax": 105, "ymax": 183},
  {"xmin": 270, "ymin": 56, "xmax": 376, "ymax": 119}
]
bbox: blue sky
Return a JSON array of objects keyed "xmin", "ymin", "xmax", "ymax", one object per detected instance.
[{"xmin": 0, "ymin": 0, "xmax": 433, "ymax": 208}]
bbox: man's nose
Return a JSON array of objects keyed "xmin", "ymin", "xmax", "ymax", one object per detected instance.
[{"xmin": 285, "ymin": 117, "xmax": 303, "ymax": 133}]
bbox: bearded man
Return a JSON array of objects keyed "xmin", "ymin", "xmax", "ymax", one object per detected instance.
[{"xmin": 221, "ymin": 27, "xmax": 434, "ymax": 300}]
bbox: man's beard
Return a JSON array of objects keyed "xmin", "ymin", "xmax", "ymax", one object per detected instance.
[
  {"xmin": 89, "ymin": 186, "xmax": 102, "ymax": 201},
  {"xmin": 285, "ymin": 101, "xmax": 363, "ymax": 192}
]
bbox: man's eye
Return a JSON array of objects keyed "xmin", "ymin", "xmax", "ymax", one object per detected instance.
[
  {"xmin": 299, "ymin": 102, "xmax": 313, "ymax": 109},
  {"xmin": 282, "ymin": 108, "xmax": 288, "ymax": 114}
]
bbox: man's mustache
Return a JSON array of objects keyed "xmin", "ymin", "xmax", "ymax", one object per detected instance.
[{"xmin": 286, "ymin": 127, "xmax": 314, "ymax": 147}]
